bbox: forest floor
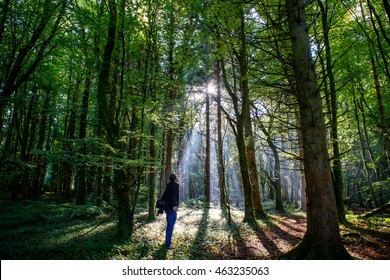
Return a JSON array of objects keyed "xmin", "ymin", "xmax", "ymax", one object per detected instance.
[{"xmin": 0, "ymin": 198, "xmax": 389, "ymax": 260}]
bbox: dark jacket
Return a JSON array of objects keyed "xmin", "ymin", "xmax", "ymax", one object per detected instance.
[{"xmin": 161, "ymin": 181, "xmax": 179, "ymax": 210}]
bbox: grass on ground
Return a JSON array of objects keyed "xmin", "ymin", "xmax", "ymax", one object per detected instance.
[{"xmin": 1, "ymin": 198, "xmax": 389, "ymax": 260}]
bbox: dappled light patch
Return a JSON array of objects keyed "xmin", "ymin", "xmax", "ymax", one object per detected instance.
[
  {"xmin": 1, "ymin": 200, "xmax": 389, "ymax": 260},
  {"xmin": 340, "ymin": 213, "xmax": 390, "ymax": 260}
]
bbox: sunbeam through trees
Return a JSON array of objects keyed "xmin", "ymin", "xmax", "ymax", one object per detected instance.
[{"xmin": 0, "ymin": 0, "xmax": 389, "ymax": 260}]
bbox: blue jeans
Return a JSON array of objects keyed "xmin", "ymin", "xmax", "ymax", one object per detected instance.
[{"xmin": 165, "ymin": 209, "xmax": 177, "ymax": 249}]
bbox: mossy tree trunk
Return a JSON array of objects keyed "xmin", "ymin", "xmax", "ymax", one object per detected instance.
[
  {"xmin": 220, "ymin": 6, "xmax": 255, "ymax": 223},
  {"xmin": 284, "ymin": 0, "xmax": 351, "ymax": 259},
  {"xmin": 317, "ymin": 0, "xmax": 346, "ymax": 223},
  {"xmin": 97, "ymin": 0, "xmax": 134, "ymax": 240}
]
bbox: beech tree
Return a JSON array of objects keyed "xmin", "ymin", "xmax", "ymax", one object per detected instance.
[
  {"xmin": 315, "ymin": 0, "xmax": 346, "ymax": 223},
  {"xmin": 284, "ymin": 0, "xmax": 351, "ymax": 259}
]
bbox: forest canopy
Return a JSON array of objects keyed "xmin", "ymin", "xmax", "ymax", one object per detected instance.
[{"xmin": 0, "ymin": 0, "xmax": 389, "ymax": 259}]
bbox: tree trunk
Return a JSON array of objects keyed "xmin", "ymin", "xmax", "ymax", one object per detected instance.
[
  {"xmin": 245, "ymin": 119, "xmax": 266, "ymax": 219},
  {"xmin": 148, "ymin": 122, "xmax": 157, "ymax": 220},
  {"xmin": 20, "ymin": 85, "xmax": 36, "ymax": 198},
  {"xmin": 353, "ymin": 96, "xmax": 379, "ymax": 208},
  {"xmin": 269, "ymin": 138, "xmax": 283, "ymax": 211},
  {"xmin": 220, "ymin": 7, "xmax": 255, "ymax": 223},
  {"xmin": 363, "ymin": 202, "xmax": 390, "ymax": 218},
  {"xmin": 358, "ymin": 0, "xmax": 390, "ymax": 174},
  {"xmin": 216, "ymin": 60, "xmax": 227, "ymax": 208},
  {"xmin": 284, "ymin": 0, "xmax": 351, "ymax": 259},
  {"xmin": 236, "ymin": 123, "xmax": 255, "ymax": 223},
  {"xmin": 75, "ymin": 72, "xmax": 91, "ymax": 205},
  {"xmin": 215, "ymin": 59, "xmax": 230, "ymax": 223},
  {"xmin": 236, "ymin": 7, "xmax": 255, "ymax": 223},
  {"xmin": 298, "ymin": 128, "xmax": 307, "ymax": 211},
  {"xmin": 103, "ymin": 164, "xmax": 113, "ymax": 203},
  {"xmin": 97, "ymin": 0, "xmax": 133, "ymax": 240},
  {"xmin": 164, "ymin": 8, "xmax": 176, "ymax": 185},
  {"xmin": 371, "ymin": 58, "xmax": 390, "ymax": 173},
  {"xmin": 317, "ymin": 0, "xmax": 346, "ymax": 223},
  {"xmin": 114, "ymin": 169, "xmax": 134, "ymax": 240},
  {"xmin": 293, "ymin": 165, "xmax": 299, "ymax": 208},
  {"xmin": 61, "ymin": 72, "xmax": 79, "ymax": 200},
  {"xmin": 204, "ymin": 83, "xmax": 211, "ymax": 204},
  {"xmin": 32, "ymin": 89, "xmax": 51, "ymax": 197},
  {"xmin": 256, "ymin": 116, "xmax": 284, "ymax": 212}
]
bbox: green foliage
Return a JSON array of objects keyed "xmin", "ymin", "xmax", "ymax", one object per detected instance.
[
  {"xmin": 181, "ymin": 197, "xmax": 208, "ymax": 209},
  {"xmin": 0, "ymin": 199, "xmax": 117, "ymax": 259},
  {"xmin": 345, "ymin": 210, "xmax": 390, "ymax": 233},
  {"xmin": 0, "ymin": 158, "xmax": 24, "ymax": 193},
  {"xmin": 372, "ymin": 179, "xmax": 390, "ymax": 203},
  {"xmin": 70, "ymin": 205, "xmax": 104, "ymax": 219}
]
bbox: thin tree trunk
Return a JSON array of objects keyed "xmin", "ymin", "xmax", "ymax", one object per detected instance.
[
  {"xmin": 61, "ymin": 73, "xmax": 79, "ymax": 200},
  {"xmin": 371, "ymin": 59, "xmax": 390, "ymax": 173},
  {"xmin": 75, "ymin": 72, "xmax": 91, "ymax": 205},
  {"xmin": 32, "ymin": 89, "xmax": 51, "ymax": 197},
  {"xmin": 215, "ymin": 59, "xmax": 230, "ymax": 223},
  {"xmin": 21, "ymin": 85, "xmax": 36, "ymax": 198},
  {"xmin": 293, "ymin": 164, "xmax": 299, "ymax": 208},
  {"xmin": 353, "ymin": 96, "xmax": 379, "ymax": 208},
  {"xmin": 317, "ymin": 0, "xmax": 346, "ymax": 223},
  {"xmin": 164, "ymin": 7, "xmax": 176, "ymax": 185},
  {"xmin": 205, "ymin": 83, "xmax": 211, "ymax": 204},
  {"xmin": 216, "ymin": 60, "xmax": 226, "ymax": 208},
  {"xmin": 358, "ymin": 0, "xmax": 389, "ymax": 177},
  {"xmin": 148, "ymin": 122, "xmax": 157, "ymax": 220},
  {"xmin": 256, "ymin": 116, "xmax": 284, "ymax": 212}
]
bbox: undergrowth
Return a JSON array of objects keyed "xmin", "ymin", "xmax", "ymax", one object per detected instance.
[{"xmin": 1, "ymin": 199, "xmax": 388, "ymax": 260}]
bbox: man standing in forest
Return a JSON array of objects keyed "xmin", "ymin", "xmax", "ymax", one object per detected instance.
[{"xmin": 160, "ymin": 174, "xmax": 179, "ymax": 250}]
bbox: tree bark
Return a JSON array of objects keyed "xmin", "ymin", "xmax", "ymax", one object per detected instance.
[
  {"xmin": 235, "ymin": 7, "xmax": 255, "ymax": 223},
  {"xmin": 220, "ymin": 7, "xmax": 255, "ymax": 223},
  {"xmin": 148, "ymin": 121, "xmax": 157, "ymax": 220},
  {"xmin": 371, "ymin": 59, "xmax": 390, "ymax": 173},
  {"xmin": 204, "ymin": 83, "xmax": 211, "ymax": 204},
  {"xmin": 245, "ymin": 112, "xmax": 266, "ymax": 219},
  {"xmin": 363, "ymin": 202, "xmax": 390, "ymax": 218},
  {"xmin": 317, "ymin": 0, "xmax": 346, "ymax": 223},
  {"xmin": 97, "ymin": 0, "xmax": 134, "ymax": 240},
  {"xmin": 216, "ymin": 60, "xmax": 227, "ymax": 208},
  {"xmin": 32, "ymin": 89, "xmax": 51, "ymax": 197},
  {"xmin": 353, "ymin": 96, "xmax": 379, "ymax": 208},
  {"xmin": 297, "ymin": 123, "xmax": 307, "ymax": 211},
  {"xmin": 284, "ymin": 0, "xmax": 351, "ymax": 259},
  {"xmin": 75, "ymin": 72, "xmax": 91, "ymax": 205},
  {"xmin": 20, "ymin": 85, "xmax": 36, "ymax": 198},
  {"xmin": 256, "ymin": 117, "xmax": 284, "ymax": 212}
]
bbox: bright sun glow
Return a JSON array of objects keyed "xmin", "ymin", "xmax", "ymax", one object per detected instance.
[{"xmin": 207, "ymin": 82, "xmax": 216, "ymax": 94}]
